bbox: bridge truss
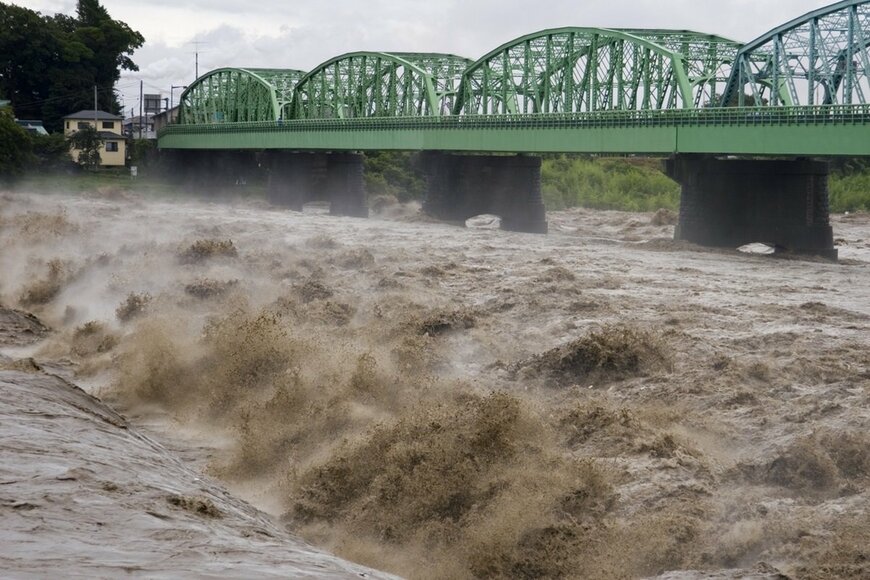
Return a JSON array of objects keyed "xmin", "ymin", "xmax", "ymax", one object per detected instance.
[
  {"xmin": 723, "ymin": 0, "xmax": 870, "ymax": 106},
  {"xmin": 162, "ymin": 1, "xmax": 870, "ymax": 158},
  {"xmin": 290, "ymin": 52, "xmax": 472, "ymax": 119},
  {"xmin": 454, "ymin": 28, "xmax": 739, "ymax": 115},
  {"xmin": 178, "ymin": 68, "xmax": 306, "ymax": 124}
]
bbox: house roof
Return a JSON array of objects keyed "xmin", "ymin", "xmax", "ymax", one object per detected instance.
[
  {"xmin": 122, "ymin": 115, "xmax": 155, "ymax": 125},
  {"xmin": 97, "ymin": 131, "xmax": 125, "ymax": 140},
  {"xmin": 15, "ymin": 120, "xmax": 49, "ymax": 136},
  {"xmin": 64, "ymin": 110, "xmax": 123, "ymax": 120}
]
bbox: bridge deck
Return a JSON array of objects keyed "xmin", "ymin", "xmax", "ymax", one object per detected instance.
[{"xmin": 159, "ymin": 105, "xmax": 870, "ymax": 156}]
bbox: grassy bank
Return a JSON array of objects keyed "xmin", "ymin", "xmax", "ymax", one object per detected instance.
[
  {"xmin": 830, "ymin": 171, "xmax": 870, "ymax": 213},
  {"xmin": 541, "ymin": 156, "xmax": 680, "ymax": 212},
  {"xmin": 542, "ymin": 155, "xmax": 870, "ymax": 214}
]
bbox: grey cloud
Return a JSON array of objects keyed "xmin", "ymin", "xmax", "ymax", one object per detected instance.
[{"xmin": 22, "ymin": 0, "xmax": 836, "ymax": 113}]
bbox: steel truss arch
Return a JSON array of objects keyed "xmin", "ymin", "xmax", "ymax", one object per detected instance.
[
  {"xmin": 723, "ymin": 0, "xmax": 870, "ymax": 106},
  {"xmin": 291, "ymin": 52, "xmax": 472, "ymax": 119},
  {"xmin": 453, "ymin": 27, "xmax": 711, "ymax": 115},
  {"xmin": 178, "ymin": 68, "xmax": 306, "ymax": 125},
  {"xmin": 623, "ymin": 30, "xmax": 741, "ymax": 107}
]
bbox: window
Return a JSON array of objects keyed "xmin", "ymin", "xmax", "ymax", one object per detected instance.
[
  {"xmin": 66, "ymin": 121, "xmax": 70, "ymax": 130},
  {"xmin": 105, "ymin": 141, "xmax": 119, "ymax": 152},
  {"xmin": 102, "ymin": 121, "xmax": 114, "ymax": 129},
  {"xmin": 77, "ymin": 121, "xmax": 90, "ymax": 130}
]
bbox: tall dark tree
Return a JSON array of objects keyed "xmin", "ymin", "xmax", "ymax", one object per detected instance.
[
  {"xmin": 0, "ymin": 104, "xmax": 33, "ymax": 182},
  {"xmin": 0, "ymin": 1, "xmax": 143, "ymax": 132},
  {"xmin": 70, "ymin": 0, "xmax": 143, "ymax": 112}
]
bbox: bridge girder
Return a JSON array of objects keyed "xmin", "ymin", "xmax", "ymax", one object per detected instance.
[
  {"xmin": 178, "ymin": 68, "xmax": 306, "ymax": 125},
  {"xmin": 453, "ymin": 27, "xmax": 736, "ymax": 115},
  {"xmin": 291, "ymin": 52, "xmax": 472, "ymax": 119},
  {"xmin": 723, "ymin": 0, "xmax": 870, "ymax": 107}
]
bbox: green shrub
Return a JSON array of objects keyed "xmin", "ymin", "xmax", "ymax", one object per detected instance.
[
  {"xmin": 542, "ymin": 155, "xmax": 680, "ymax": 212},
  {"xmin": 67, "ymin": 124, "xmax": 101, "ymax": 171},
  {"xmin": 364, "ymin": 151, "xmax": 426, "ymax": 202},
  {"xmin": 30, "ymin": 132, "xmax": 72, "ymax": 171},
  {"xmin": 829, "ymin": 171, "xmax": 870, "ymax": 213},
  {"xmin": 129, "ymin": 139, "xmax": 156, "ymax": 166},
  {"xmin": 0, "ymin": 106, "xmax": 32, "ymax": 182}
]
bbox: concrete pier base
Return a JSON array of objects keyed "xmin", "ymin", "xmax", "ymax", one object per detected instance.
[
  {"xmin": 265, "ymin": 152, "xmax": 369, "ymax": 217},
  {"xmin": 421, "ymin": 152, "xmax": 548, "ymax": 234},
  {"xmin": 666, "ymin": 155, "xmax": 837, "ymax": 259},
  {"xmin": 266, "ymin": 151, "xmax": 308, "ymax": 211},
  {"xmin": 326, "ymin": 153, "xmax": 368, "ymax": 218}
]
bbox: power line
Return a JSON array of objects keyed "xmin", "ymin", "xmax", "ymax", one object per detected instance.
[{"xmin": 13, "ymin": 85, "xmax": 122, "ymax": 108}]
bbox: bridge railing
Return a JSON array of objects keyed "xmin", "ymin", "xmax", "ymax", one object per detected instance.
[{"xmin": 158, "ymin": 104, "xmax": 870, "ymax": 138}]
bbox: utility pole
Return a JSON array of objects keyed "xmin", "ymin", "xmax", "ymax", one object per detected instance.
[
  {"xmin": 94, "ymin": 85, "xmax": 98, "ymax": 124},
  {"xmin": 139, "ymin": 80, "xmax": 144, "ymax": 139},
  {"xmin": 189, "ymin": 40, "xmax": 208, "ymax": 79}
]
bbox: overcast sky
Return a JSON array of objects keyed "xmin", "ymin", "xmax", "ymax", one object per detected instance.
[{"xmin": 14, "ymin": 0, "xmax": 834, "ymax": 116}]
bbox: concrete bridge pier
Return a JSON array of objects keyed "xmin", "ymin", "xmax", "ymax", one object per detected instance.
[
  {"xmin": 326, "ymin": 153, "xmax": 369, "ymax": 218},
  {"xmin": 266, "ymin": 152, "xmax": 368, "ymax": 217},
  {"xmin": 666, "ymin": 155, "xmax": 837, "ymax": 259},
  {"xmin": 498, "ymin": 156, "xmax": 548, "ymax": 234},
  {"xmin": 420, "ymin": 152, "xmax": 548, "ymax": 234},
  {"xmin": 266, "ymin": 151, "xmax": 310, "ymax": 211},
  {"xmin": 419, "ymin": 151, "xmax": 459, "ymax": 222}
]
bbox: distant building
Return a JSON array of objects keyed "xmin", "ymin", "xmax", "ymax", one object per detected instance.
[
  {"xmin": 63, "ymin": 110, "xmax": 126, "ymax": 167},
  {"xmin": 144, "ymin": 94, "xmax": 163, "ymax": 116},
  {"xmin": 15, "ymin": 120, "xmax": 48, "ymax": 136},
  {"xmin": 123, "ymin": 115, "xmax": 156, "ymax": 140},
  {"xmin": 152, "ymin": 106, "xmax": 179, "ymax": 134}
]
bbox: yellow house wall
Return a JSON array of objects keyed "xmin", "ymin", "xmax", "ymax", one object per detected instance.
[{"xmin": 65, "ymin": 118, "xmax": 126, "ymax": 167}]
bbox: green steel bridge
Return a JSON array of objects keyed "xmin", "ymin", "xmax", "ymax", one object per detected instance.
[
  {"xmin": 159, "ymin": 0, "xmax": 870, "ymax": 157},
  {"xmin": 157, "ymin": 1, "xmax": 870, "ymax": 258}
]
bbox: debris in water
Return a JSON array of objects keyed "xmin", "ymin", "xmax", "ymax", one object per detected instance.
[{"xmin": 178, "ymin": 239, "xmax": 238, "ymax": 264}]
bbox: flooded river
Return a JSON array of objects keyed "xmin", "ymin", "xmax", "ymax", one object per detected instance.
[{"xmin": 1, "ymin": 188, "xmax": 868, "ymax": 579}]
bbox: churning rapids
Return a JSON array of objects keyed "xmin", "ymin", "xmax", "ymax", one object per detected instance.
[{"xmin": 0, "ymin": 187, "xmax": 868, "ymax": 579}]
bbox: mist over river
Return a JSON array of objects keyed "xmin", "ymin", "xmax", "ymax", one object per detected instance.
[{"xmin": 1, "ymin": 187, "xmax": 868, "ymax": 579}]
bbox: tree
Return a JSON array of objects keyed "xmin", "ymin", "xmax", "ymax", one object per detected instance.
[
  {"xmin": 67, "ymin": 124, "xmax": 101, "ymax": 171},
  {"xmin": 31, "ymin": 132, "xmax": 74, "ymax": 170},
  {"xmin": 0, "ymin": 1, "xmax": 143, "ymax": 132},
  {"xmin": 0, "ymin": 105, "xmax": 32, "ymax": 182}
]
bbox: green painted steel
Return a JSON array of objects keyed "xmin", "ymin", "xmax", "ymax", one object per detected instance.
[
  {"xmin": 291, "ymin": 52, "xmax": 472, "ymax": 119},
  {"xmin": 178, "ymin": 68, "xmax": 307, "ymax": 124},
  {"xmin": 452, "ymin": 28, "xmax": 734, "ymax": 115},
  {"xmin": 723, "ymin": 0, "xmax": 870, "ymax": 106},
  {"xmin": 160, "ymin": 1, "xmax": 870, "ymax": 157},
  {"xmin": 623, "ymin": 30, "xmax": 740, "ymax": 107},
  {"xmin": 159, "ymin": 104, "xmax": 870, "ymax": 156}
]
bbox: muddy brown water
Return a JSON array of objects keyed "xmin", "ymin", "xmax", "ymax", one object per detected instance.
[{"xmin": 0, "ymin": 190, "xmax": 868, "ymax": 579}]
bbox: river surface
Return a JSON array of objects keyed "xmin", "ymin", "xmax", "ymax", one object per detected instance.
[{"xmin": 1, "ymin": 188, "xmax": 868, "ymax": 579}]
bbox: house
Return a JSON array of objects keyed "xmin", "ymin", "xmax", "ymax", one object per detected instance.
[
  {"xmin": 15, "ymin": 120, "xmax": 48, "ymax": 136},
  {"xmin": 152, "ymin": 106, "xmax": 179, "ymax": 135},
  {"xmin": 122, "ymin": 114, "xmax": 156, "ymax": 140},
  {"xmin": 63, "ymin": 110, "xmax": 126, "ymax": 167}
]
